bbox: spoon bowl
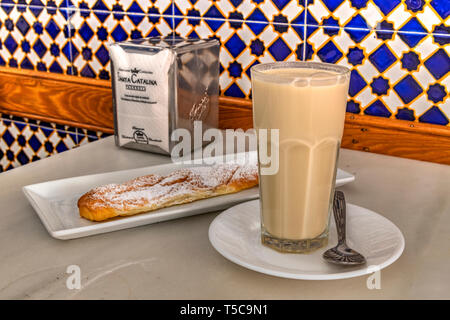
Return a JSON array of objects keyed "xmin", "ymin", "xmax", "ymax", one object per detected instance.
[{"xmin": 323, "ymin": 244, "xmax": 366, "ymax": 265}]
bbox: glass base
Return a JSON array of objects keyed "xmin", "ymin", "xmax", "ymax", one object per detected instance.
[{"xmin": 261, "ymin": 228, "xmax": 329, "ymax": 253}]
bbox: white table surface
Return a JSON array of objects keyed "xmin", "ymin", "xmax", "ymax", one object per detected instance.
[{"xmin": 0, "ymin": 136, "xmax": 449, "ymax": 299}]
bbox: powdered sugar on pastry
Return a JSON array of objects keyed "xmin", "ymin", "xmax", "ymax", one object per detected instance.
[{"xmin": 78, "ymin": 162, "xmax": 258, "ymax": 221}]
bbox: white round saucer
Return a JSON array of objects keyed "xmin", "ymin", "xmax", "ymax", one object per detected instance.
[{"xmin": 209, "ymin": 200, "xmax": 404, "ymax": 280}]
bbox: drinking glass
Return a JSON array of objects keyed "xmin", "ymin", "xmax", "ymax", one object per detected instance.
[{"xmin": 251, "ymin": 61, "xmax": 350, "ymax": 253}]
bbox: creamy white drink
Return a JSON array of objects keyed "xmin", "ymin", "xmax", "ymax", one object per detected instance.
[{"xmin": 251, "ymin": 62, "xmax": 350, "ymax": 253}]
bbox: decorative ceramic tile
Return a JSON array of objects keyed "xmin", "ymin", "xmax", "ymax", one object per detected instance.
[
  {"xmin": 306, "ymin": 0, "xmax": 447, "ymax": 33},
  {"xmin": 8, "ymin": 113, "xmax": 79, "ymax": 130},
  {"xmin": 0, "ymin": 0, "xmax": 449, "ymax": 143},
  {"xmin": 0, "ymin": 116, "xmax": 77, "ymax": 172},
  {"xmin": 77, "ymin": 127, "xmax": 110, "ymax": 145},
  {"xmin": 66, "ymin": 0, "xmax": 173, "ymax": 16},
  {"xmin": 0, "ymin": 4, "xmax": 72, "ymax": 73},
  {"xmin": 0, "ymin": 113, "xmax": 79, "ymax": 133},
  {"xmin": 69, "ymin": 8, "xmax": 173, "ymax": 79},
  {"xmin": 306, "ymin": 26, "xmax": 449, "ymax": 124},
  {"xmin": 2, "ymin": 1, "xmax": 66, "ymax": 7},
  {"xmin": 174, "ymin": 0, "xmax": 306, "ymax": 24},
  {"xmin": 174, "ymin": 17, "xmax": 305, "ymax": 97}
]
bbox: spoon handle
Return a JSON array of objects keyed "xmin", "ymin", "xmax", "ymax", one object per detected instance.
[{"xmin": 333, "ymin": 190, "xmax": 347, "ymax": 245}]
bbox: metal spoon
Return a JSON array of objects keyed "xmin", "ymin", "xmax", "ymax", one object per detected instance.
[{"xmin": 323, "ymin": 191, "xmax": 366, "ymax": 265}]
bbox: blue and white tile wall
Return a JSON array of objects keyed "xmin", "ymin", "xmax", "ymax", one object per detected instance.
[
  {"xmin": 0, "ymin": 0, "xmax": 449, "ymax": 171},
  {"xmin": 0, "ymin": 113, "xmax": 107, "ymax": 171},
  {"xmin": 305, "ymin": 0, "xmax": 449, "ymax": 123}
]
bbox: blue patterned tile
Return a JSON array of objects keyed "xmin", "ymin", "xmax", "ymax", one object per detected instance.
[
  {"xmin": 307, "ymin": 0, "xmax": 447, "ymax": 32},
  {"xmin": 66, "ymin": 0, "xmax": 173, "ymax": 15},
  {"xmin": 370, "ymin": 75, "xmax": 389, "ymax": 95},
  {"xmin": 2, "ymin": 1, "xmax": 67, "ymax": 7},
  {"xmin": 0, "ymin": 4, "xmax": 72, "ymax": 73},
  {"xmin": 369, "ymin": 43, "xmax": 397, "ymax": 72},
  {"xmin": 69, "ymin": 8, "xmax": 173, "ymax": 79},
  {"xmin": 174, "ymin": 17, "xmax": 304, "ymax": 98},
  {"xmin": 373, "ymin": 0, "xmax": 401, "ymax": 15},
  {"xmin": 419, "ymin": 106, "xmax": 449, "ymax": 125},
  {"xmin": 306, "ymin": 26, "xmax": 449, "ymax": 123},
  {"xmin": 364, "ymin": 99, "xmax": 392, "ymax": 118},
  {"xmin": 396, "ymin": 106, "xmax": 415, "ymax": 120},
  {"xmin": 393, "ymin": 74, "xmax": 423, "ymax": 104},
  {"xmin": 424, "ymin": 48, "xmax": 450, "ymax": 80},
  {"xmin": 0, "ymin": 117, "xmax": 77, "ymax": 172},
  {"xmin": 427, "ymin": 83, "xmax": 446, "ymax": 103},
  {"xmin": 76, "ymin": 127, "xmax": 110, "ymax": 145},
  {"xmin": 174, "ymin": 0, "xmax": 305, "ymax": 24},
  {"xmin": 432, "ymin": 24, "xmax": 450, "ymax": 45},
  {"xmin": 429, "ymin": 0, "xmax": 450, "ymax": 20},
  {"xmin": 0, "ymin": 113, "xmax": 78, "ymax": 133},
  {"xmin": 400, "ymin": 50, "xmax": 420, "ymax": 70},
  {"xmin": 348, "ymin": 69, "xmax": 367, "ymax": 96}
]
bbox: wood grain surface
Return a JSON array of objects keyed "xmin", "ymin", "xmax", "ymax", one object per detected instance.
[
  {"xmin": 1, "ymin": 67, "xmax": 449, "ymax": 165},
  {"xmin": 0, "ymin": 67, "xmax": 113, "ymax": 132}
]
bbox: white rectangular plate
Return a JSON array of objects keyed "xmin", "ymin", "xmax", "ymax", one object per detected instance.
[{"xmin": 23, "ymin": 152, "xmax": 355, "ymax": 240}]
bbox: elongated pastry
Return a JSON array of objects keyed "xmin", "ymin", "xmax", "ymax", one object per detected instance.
[{"xmin": 78, "ymin": 163, "xmax": 258, "ymax": 222}]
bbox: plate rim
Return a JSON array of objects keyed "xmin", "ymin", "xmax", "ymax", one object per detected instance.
[{"xmin": 208, "ymin": 200, "xmax": 405, "ymax": 280}]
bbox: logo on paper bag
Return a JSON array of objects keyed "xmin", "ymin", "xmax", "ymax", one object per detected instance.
[
  {"xmin": 120, "ymin": 126, "xmax": 162, "ymax": 145},
  {"xmin": 133, "ymin": 129, "xmax": 148, "ymax": 144},
  {"xmin": 117, "ymin": 68, "xmax": 157, "ymax": 93}
]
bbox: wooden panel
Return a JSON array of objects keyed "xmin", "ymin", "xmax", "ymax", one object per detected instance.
[
  {"xmin": 0, "ymin": 67, "xmax": 114, "ymax": 133},
  {"xmin": 219, "ymin": 105, "xmax": 253, "ymax": 130},
  {"xmin": 342, "ymin": 114, "xmax": 450, "ymax": 164},
  {"xmin": 1, "ymin": 67, "xmax": 450, "ymax": 165}
]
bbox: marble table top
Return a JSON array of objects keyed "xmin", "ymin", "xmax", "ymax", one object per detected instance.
[{"xmin": 0, "ymin": 137, "xmax": 449, "ymax": 299}]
